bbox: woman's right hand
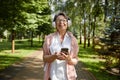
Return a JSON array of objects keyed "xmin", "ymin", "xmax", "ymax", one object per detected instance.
[
  {"xmin": 43, "ymin": 52, "xmax": 66, "ymax": 63},
  {"xmin": 55, "ymin": 52, "xmax": 66, "ymax": 60}
]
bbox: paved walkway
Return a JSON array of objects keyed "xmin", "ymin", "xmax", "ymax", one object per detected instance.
[{"xmin": 0, "ymin": 49, "xmax": 97, "ymax": 80}]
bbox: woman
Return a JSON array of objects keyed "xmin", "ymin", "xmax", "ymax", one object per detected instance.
[{"xmin": 43, "ymin": 12, "xmax": 79, "ymax": 80}]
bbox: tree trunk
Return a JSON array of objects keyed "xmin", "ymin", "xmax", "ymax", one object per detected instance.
[
  {"xmin": 88, "ymin": 15, "xmax": 91, "ymax": 47},
  {"xmin": 30, "ymin": 31, "xmax": 33, "ymax": 47},
  {"xmin": 82, "ymin": 8, "xmax": 86, "ymax": 48},
  {"xmin": 79, "ymin": 24, "xmax": 82, "ymax": 44},
  {"xmin": 83, "ymin": 18, "xmax": 86, "ymax": 48},
  {"xmin": 88, "ymin": 35, "xmax": 90, "ymax": 47},
  {"xmin": 84, "ymin": 17, "xmax": 86, "ymax": 48},
  {"xmin": 38, "ymin": 34, "xmax": 41, "ymax": 43},
  {"xmin": 92, "ymin": 16, "xmax": 96, "ymax": 49},
  {"xmin": 11, "ymin": 30, "xmax": 15, "ymax": 53},
  {"xmin": 0, "ymin": 35, "xmax": 2, "ymax": 42}
]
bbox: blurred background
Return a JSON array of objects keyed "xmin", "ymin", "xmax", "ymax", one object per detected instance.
[{"xmin": 0, "ymin": 0, "xmax": 120, "ymax": 80}]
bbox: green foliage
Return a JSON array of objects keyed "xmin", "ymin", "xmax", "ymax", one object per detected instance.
[
  {"xmin": 0, "ymin": 0, "xmax": 51, "ymax": 33},
  {"xmin": 92, "ymin": 2, "xmax": 103, "ymax": 17},
  {"xmin": 0, "ymin": 54, "xmax": 21, "ymax": 70},
  {"xmin": 97, "ymin": 0, "xmax": 120, "ymax": 71},
  {"xmin": 0, "ymin": 39, "xmax": 41, "ymax": 70},
  {"xmin": 78, "ymin": 45, "xmax": 119, "ymax": 80},
  {"xmin": 49, "ymin": 0, "xmax": 106, "ymax": 39},
  {"xmin": 37, "ymin": 23, "xmax": 54, "ymax": 35},
  {"xmin": 99, "ymin": 17, "xmax": 120, "ymax": 70}
]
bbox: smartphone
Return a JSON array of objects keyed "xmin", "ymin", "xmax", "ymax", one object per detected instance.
[{"xmin": 61, "ymin": 48, "xmax": 69, "ymax": 55}]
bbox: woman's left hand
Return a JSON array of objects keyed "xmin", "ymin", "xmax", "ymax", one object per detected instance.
[{"xmin": 61, "ymin": 52, "xmax": 71, "ymax": 61}]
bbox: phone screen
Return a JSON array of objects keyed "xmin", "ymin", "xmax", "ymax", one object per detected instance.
[{"xmin": 61, "ymin": 48, "xmax": 69, "ymax": 55}]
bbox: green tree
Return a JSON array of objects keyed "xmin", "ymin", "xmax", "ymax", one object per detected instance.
[
  {"xmin": 99, "ymin": 0, "xmax": 120, "ymax": 73},
  {"xmin": 0, "ymin": 0, "xmax": 51, "ymax": 53}
]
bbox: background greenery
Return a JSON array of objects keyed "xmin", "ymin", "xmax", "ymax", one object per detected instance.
[
  {"xmin": 79, "ymin": 44, "xmax": 119, "ymax": 80},
  {"xmin": 0, "ymin": 0, "xmax": 120, "ymax": 80},
  {"xmin": 0, "ymin": 39, "xmax": 41, "ymax": 70}
]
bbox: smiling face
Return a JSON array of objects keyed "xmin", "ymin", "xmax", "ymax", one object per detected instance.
[{"xmin": 55, "ymin": 15, "xmax": 68, "ymax": 32}]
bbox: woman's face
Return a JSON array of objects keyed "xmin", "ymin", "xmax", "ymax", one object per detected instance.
[{"xmin": 55, "ymin": 15, "xmax": 68, "ymax": 32}]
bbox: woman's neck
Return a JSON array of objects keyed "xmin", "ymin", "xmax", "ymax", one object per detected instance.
[
  {"xmin": 58, "ymin": 30, "xmax": 66, "ymax": 37},
  {"xmin": 57, "ymin": 30, "xmax": 67, "ymax": 43}
]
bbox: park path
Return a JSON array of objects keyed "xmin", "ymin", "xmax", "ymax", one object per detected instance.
[{"xmin": 0, "ymin": 49, "xmax": 97, "ymax": 80}]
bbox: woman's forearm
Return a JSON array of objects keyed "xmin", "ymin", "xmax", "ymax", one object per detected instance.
[
  {"xmin": 67, "ymin": 58, "xmax": 78, "ymax": 65},
  {"xmin": 43, "ymin": 54, "xmax": 57, "ymax": 63}
]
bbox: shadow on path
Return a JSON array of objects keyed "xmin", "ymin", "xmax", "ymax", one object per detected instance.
[
  {"xmin": 0, "ymin": 50, "xmax": 44, "ymax": 80},
  {"xmin": 76, "ymin": 61, "xmax": 97, "ymax": 80},
  {"xmin": 0, "ymin": 49, "xmax": 97, "ymax": 80}
]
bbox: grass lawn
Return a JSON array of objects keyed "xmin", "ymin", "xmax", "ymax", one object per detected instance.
[
  {"xmin": 78, "ymin": 44, "xmax": 120, "ymax": 80},
  {"xmin": 0, "ymin": 39, "xmax": 42, "ymax": 70}
]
